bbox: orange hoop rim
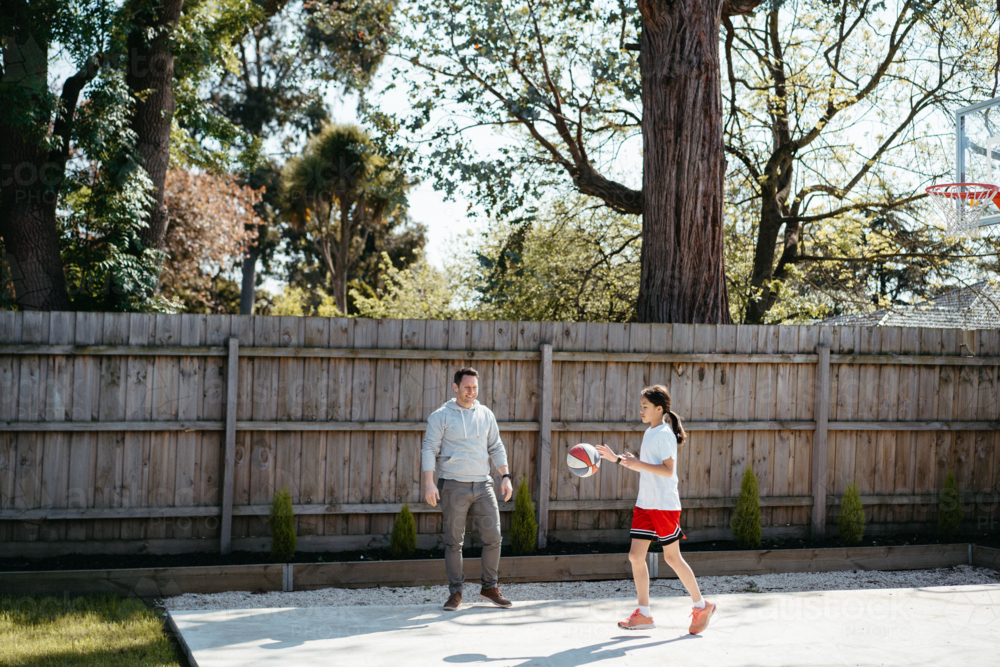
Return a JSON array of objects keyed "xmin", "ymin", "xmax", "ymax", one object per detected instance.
[{"xmin": 925, "ymin": 182, "xmax": 1000, "ymax": 200}]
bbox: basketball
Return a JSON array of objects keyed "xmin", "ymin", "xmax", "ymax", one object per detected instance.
[{"xmin": 567, "ymin": 443, "xmax": 601, "ymax": 478}]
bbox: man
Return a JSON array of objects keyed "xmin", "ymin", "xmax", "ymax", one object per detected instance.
[{"xmin": 422, "ymin": 367, "xmax": 514, "ymax": 611}]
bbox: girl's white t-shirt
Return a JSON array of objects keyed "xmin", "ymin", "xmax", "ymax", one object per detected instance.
[{"xmin": 634, "ymin": 423, "xmax": 681, "ymax": 511}]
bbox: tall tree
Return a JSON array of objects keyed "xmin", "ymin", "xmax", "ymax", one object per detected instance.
[
  {"xmin": 722, "ymin": 0, "xmax": 997, "ymax": 322},
  {"xmin": 207, "ymin": 0, "xmax": 396, "ymax": 313},
  {"xmin": 372, "ymin": 0, "xmax": 762, "ymax": 323},
  {"xmin": 280, "ymin": 123, "xmax": 408, "ymax": 312}
]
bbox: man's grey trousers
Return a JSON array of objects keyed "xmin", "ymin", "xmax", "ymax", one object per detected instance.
[{"xmin": 438, "ymin": 478, "xmax": 502, "ymax": 595}]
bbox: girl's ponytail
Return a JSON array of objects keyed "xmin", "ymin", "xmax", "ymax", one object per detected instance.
[
  {"xmin": 667, "ymin": 410, "xmax": 687, "ymax": 446},
  {"xmin": 641, "ymin": 384, "xmax": 686, "ymax": 445}
]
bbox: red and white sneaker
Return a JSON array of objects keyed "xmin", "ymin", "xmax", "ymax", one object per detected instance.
[
  {"xmin": 688, "ymin": 600, "xmax": 716, "ymax": 634},
  {"xmin": 617, "ymin": 608, "xmax": 655, "ymax": 630}
]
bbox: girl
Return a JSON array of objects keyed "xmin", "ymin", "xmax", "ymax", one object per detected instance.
[{"xmin": 595, "ymin": 385, "xmax": 716, "ymax": 634}]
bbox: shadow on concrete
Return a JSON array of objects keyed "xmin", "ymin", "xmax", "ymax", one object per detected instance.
[{"xmin": 443, "ymin": 634, "xmax": 700, "ymax": 666}]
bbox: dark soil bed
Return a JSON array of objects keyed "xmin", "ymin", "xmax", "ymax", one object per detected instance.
[{"xmin": 2, "ymin": 531, "xmax": 997, "ymax": 573}]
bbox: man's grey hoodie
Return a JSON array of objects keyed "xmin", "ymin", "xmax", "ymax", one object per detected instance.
[{"xmin": 421, "ymin": 398, "xmax": 507, "ymax": 482}]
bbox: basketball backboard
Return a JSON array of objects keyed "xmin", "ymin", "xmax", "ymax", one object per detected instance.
[{"xmin": 956, "ymin": 96, "xmax": 1000, "ymax": 227}]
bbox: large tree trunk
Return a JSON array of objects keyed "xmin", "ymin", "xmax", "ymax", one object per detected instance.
[
  {"xmin": 0, "ymin": 128, "xmax": 72, "ymax": 311},
  {"xmin": 0, "ymin": 13, "xmax": 71, "ymax": 311},
  {"xmin": 635, "ymin": 0, "xmax": 731, "ymax": 324},
  {"xmin": 126, "ymin": 0, "xmax": 184, "ymax": 251}
]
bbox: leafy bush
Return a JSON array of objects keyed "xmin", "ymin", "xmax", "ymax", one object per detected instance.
[
  {"xmin": 390, "ymin": 503, "xmax": 418, "ymax": 559},
  {"xmin": 509, "ymin": 480, "xmax": 538, "ymax": 556},
  {"xmin": 729, "ymin": 467, "xmax": 762, "ymax": 549},
  {"xmin": 938, "ymin": 469, "xmax": 963, "ymax": 539},
  {"xmin": 268, "ymin": 487, "xmax": 297, "ymax": 561},
  {"xmin": 838, "ymin": 481, "xmax": 866, "ymax": 546}
]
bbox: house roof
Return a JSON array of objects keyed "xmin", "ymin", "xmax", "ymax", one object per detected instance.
[{"xmin": 820, "ymin": 280, "xmax": 1000, "ymax": 329}]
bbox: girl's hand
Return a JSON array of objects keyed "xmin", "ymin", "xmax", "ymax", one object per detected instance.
[
  {"xmin": 621, "ymin": 452, "xmax": 640, "ymax": 470},
  {"xmin": 595, "ymin": 443, "xmax": 618, "ymax": 462}
]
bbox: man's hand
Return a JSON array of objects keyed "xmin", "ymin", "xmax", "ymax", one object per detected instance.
[
  {"xmin": 500, "ymin": 476, "xmax": 513, "ymax": 501},
  {"xmin": 423, "ymin": 470, "xmax": 439, "ymax": 507}
]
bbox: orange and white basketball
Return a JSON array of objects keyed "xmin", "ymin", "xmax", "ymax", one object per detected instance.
[{"xmin": 567, "ymin": 443, "xmax": 600, "ymax": 478}]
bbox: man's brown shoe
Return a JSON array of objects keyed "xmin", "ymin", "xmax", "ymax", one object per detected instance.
[
  {"xmin": 480, "ymin": 586, "xmax": 512, "ymax": 608},
  {"xmin": 443, "ymin": 591, "xmax": 462, "ymax": 611}
]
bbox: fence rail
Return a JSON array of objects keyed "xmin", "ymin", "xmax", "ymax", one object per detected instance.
[{"xmin": 1, "ymin": 311, "xmax": 998, "ymax": 556}]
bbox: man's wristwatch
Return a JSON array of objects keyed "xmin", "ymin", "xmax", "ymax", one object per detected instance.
[
  {"xmin": 617, "ymin": 455, "xmax": 625, "ymax": 465},
  {"xmin": 502, "ymin": 473, "xmax": 511, "ymax": 480}
]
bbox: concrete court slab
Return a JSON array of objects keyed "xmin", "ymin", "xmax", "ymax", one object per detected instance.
[{"xmin": 169, "ymin": 585, "xmax": 1000, "ymax": 667}]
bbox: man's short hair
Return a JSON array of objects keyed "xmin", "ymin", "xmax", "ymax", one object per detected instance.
[{"xmin": 454, "ymin": 367, "xmax": 479, "ymax": 386}]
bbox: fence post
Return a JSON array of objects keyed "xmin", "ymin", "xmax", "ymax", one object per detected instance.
[
  {"xmin": 537, "ymin": 343, "xmax": 553, "ymax": 548},
  {"xmin": 220, "ymin": 336, "xmax": 239, "ymax": 554},
  {"xmin": 811, "ymin": 344, "xmax": 831, "ymax": 538}
]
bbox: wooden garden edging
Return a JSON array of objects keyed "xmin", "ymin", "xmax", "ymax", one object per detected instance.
[
  {"xmin": 972, "ymin": 545, "xmax": 1000, "ymax": 571},
  {"xmin": 0, "ymin": 543, "xmax": 981, "ymax": 596}
]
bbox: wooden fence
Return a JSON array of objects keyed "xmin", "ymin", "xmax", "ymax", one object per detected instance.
[{"xmin": 1, "ymin": 312, "xmax": 998, "ymax": 557}]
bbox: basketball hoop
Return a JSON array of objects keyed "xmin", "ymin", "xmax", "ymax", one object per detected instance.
[{"xmin": 925, "ymin": 183, "xmax": 1000, "ymax": 236}]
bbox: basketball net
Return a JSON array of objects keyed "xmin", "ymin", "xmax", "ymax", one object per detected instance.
[{"xmin": 925, "ymin": 183, "xmax": 1000, "ymax": 237}]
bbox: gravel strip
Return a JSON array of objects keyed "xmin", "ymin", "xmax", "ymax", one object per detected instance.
[{"xmin": 162, "ymin": 564, "xmax": 999, "ymax": 611}]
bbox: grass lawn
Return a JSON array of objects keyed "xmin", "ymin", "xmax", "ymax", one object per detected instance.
[{"xmin": 0, "ymin": 595, "xmax": 187, "ymax": 666}]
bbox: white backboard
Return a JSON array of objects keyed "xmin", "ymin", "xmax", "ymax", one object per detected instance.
[{"xmin": 957, "ymin": 96, "xmax": 1000, "ymax": 227}]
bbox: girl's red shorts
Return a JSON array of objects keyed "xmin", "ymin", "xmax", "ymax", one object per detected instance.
[{"xmin": 630, "ymin": 507, "xmax": 685, "ymax": 545}]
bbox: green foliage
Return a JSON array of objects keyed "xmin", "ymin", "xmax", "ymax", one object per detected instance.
[
  {"xmin": 267, "ymin": 285, "xmax": 343, "ymax": 317},
  {"xmin": 61, "ymin": 67, "xmax": 175, "ymax": 312},
  {"xmin": 389, "ymin": 503, "xmax": 418, "ymax": 559},
  {"xmin": 351, "ymin": 252, "xmax": 453, "ymax": 319},
  {"xmin": 268, "ymin": 487, "xmax": 297, "ymax": 561},
  {"xmin": 729, "ymin": 467, "xmax": 762, "ymax": 549},
  {"xmin": 509, "ymin": 480, "xmax": 538, "ymax": 557},
  {"xmin": 452, "ymin": 193, "xmax": 640, "ymax": 322},
  {"xmin": 280, "ymin": 123, "xmax": 416, "ymax": 310},
  {"xmin": 937, "ymin": 469, "xmax": 963, "ymax": 540},
  {"xmin": 838, "ymin": 481, "xmax": 866, "ymax": 546}
]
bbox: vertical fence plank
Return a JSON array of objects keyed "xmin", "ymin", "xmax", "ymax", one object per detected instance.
[
  {"xmin": 92, "ymin": 314, "xmax": 127, "ymax": 541},
  {"xmin": 274, "ymin": 317, "xmax": 303, "ymax": 531},
  {"xmin": 66, "ymin": 312, "xmax": 98, "ymax": 542},
  {"xmin": 220, "ymin": 337, "xmax": 239, "ymax": 555},
  {"xmin": 811, "ymin": 345, "xmax": 831, "ymax": 538},
  {"xmin": 325, "ymin": 318, "xmax": 354, "ymax": 538},
  {"xmin": 600, "ymin": 324, "xmax": 629, "ymax": 531},
  {"xmin": 710, "ymin": 325, "xmax": 736, "ymax": 529},
  {"xmin": 730, "ymin": 325, "xmax": 757, "ymax": 527},
  {"xmin": 514, "ymin": 321, "xmax": 541, "ymax": 504},
  {"xmin": 537, "ymin": 343, "xmax": 552, "ymax": 548},
  {"xmin": 874, "ymin": 327, "xmax": 901, "ymax": 524},
  {"xmin": 229, "ymin": 315, "xmax": 253, "ymax": 539},
  {"xmin": 371, "ymin": 319, "xmax": 402, "ymax": 536},
  {"xmin": 38, "ymin": 312, "xmax": 73, "ymax": 542},
  {"xmin": 349, "ymin": 318, "xmax": 378, "ymax": 535},
  {"xmin": 198, "ymin": 315, "xmax": 227, "ymax": 539},
  {"xmin": 249, "ymin": 317, "xmax": 280, "ymax": 536},
  {"xmin": 299, "ymin": 317, "xmax": 328, "ymax": 537}
]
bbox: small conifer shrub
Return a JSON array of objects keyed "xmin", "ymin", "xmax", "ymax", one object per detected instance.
[
  {"xmin": 509, "ymin": 480, "xmax": 538, "ymax": 556},
  {"xmin": 269, "ymin": 486, "xmax": 297, "ymax": 561},
  {"xmin": 730, "ymin": 467, "xmax": 762, "ymax": 549},
  {"xmin": 838, "ymin": 481, "xmax": 866, "ymax": 546},
  {"xmin": 937, "ymin": 469, "xmax": 963, "ymax": 540},
  {"xmin": 390, "ymin": 503, "xmax": 418, "ymax": 559}
]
